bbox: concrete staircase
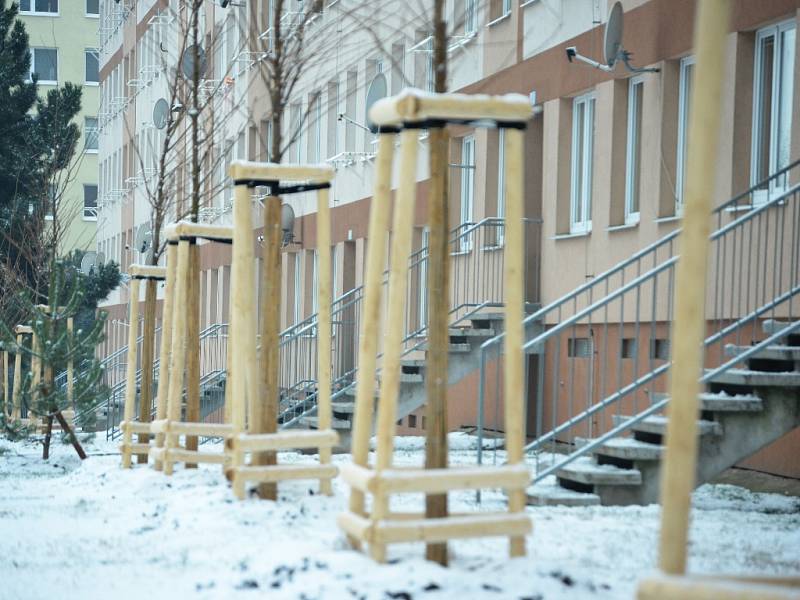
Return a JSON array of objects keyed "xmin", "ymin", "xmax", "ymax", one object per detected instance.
[
  {"xmin": 528, "ymin": 320, "xmax": 800, "ymax": 507},
  {"xmin": 301, "ymin": 311, "xmax": 518, "ymax": 451}
]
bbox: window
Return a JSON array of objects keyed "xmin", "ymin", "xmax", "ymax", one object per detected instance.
[
  {"xmin": 307, "ymin": 92, "xmax": 321, "ymax": 163},
  {"xmin": 459, "ymin": 135, "xmax": 475, "ymax": 251},
  {"xmin": 345, "ymin": 70, "xmax": 357, "ymax": 153},
  {"xmin": 621, "ymin": 338, "xmax": 637, "ymax": 359},
  {"xmin": 84, "ymin": 117, "xmax": 98, "ymax": 152},
  {"xmin": 293, "ymin": 254, "xmax": 302, "ymax": 325},
  {"xmin": 391, "ymin": 42, "xmax": 405, "ymax": 95},
  {"xmin": 497, "ymin": 129, "xmax": 506, "ymax": 245},
  {"xmin": 568, "ymin": 337, "xmax": 591, "ymax": 358},
  {"xmin": 85, "ymin": 49, "xmax": 99, "ymax": 84},
  {"xmin": 326, "ymin": 80, "xmax": 339, "ymax": 159},
  {"xmin": 752, "ymin": 19, "xmax": 796, "ymax": 199},
  {"xmin": 424, "ymin": 37, "xmax": 434, "ymax": 92},
  {"xmin": 464, "ymin": 0, "xmax": 477, "ymax": 35},
  {"xmin": 311, "ymin": 250, "xmax": 319, "ymax": 314},
  {"xmin": 289, "ymin": 102, "xmax": 302, "ymax": 163},
  {"xmin": 490, "ymin": 0, "xmax": 512, "ymax": 22},
  {"xmin": 675, "ymin": 55, "xmax": 695, "ymax": 213},
  {"xmin": 650, "ymin": 338, "xmax": 670, "ymax": 361},
  {"xmin": 83, "ymin": 185, "xmax": 98, "ymax": 220},
  {"xmin": 570, "ymin": 92, "xmax": 595, "ymax": 233},
  {"xmin": 86, "ymin": 0, "xmax": 99, "ymax": 16},
  {"xmin": 20, "ymin": 0, "xmax": 58, "ymax": 15},
  {"xmin": 30, "ymin": 48, "xmax": 58, "ymax": 84},
  {"xmin": 625, "ymin": 77, "xmax": 644, "ymax": 224}
]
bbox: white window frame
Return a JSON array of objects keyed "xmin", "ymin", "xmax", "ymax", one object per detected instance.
[
  {"xmin": 19, "ymin": 0, "xmax": 58, "ymax": 16},
  {"xmin": 459, "ymin": 135, "xmax": 475, "ymax": 251},
  {"xmin": 85, "ymin": 48, "xmax": 99, "ymax": 86},
  {"xmin": 751, "ymin": 18, "xmax": 796, "ymax": 202},
  {"xmin": 675, "ymin": 54, "xmax": 695, "ymax": 215},
  {"xmin": 625, "ymin": 76, "xmax": 644, "ymax": 224},
  {"xmin": 570, "ymin": 92, "xmax": 595, "ymax": 234},
  {"xmin": 83, "ymin": 184, "xmax": 98, "ymax": 221},
  {"xmin": 496, "ymin": 128, "xmax": 506, "ymax": 245},
  {"xmin": 29, "ymin": 47, "xmax": 58, "ymax": 85},
  {"xmin": 84, "ymin": 117, "xmax": 99, "ymax": 153},
  {"xmin": 464, "ymin": 0, "xmax": 478, "ymax": 35}
]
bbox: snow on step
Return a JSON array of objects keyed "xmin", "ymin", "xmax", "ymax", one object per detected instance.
[
  {"xmin": 526, "ymin": 480, "xmax": 600, "ymax": 507},
  {"xmin": 419, "ymin": 342, "xmax": 471, "ymax": 352},
  {"xmin": 697, "ymin": 392, "xmax": 763, "ymax": 412},
  {"xmin": 724, "ymin": 343, "xmax": 800, "ymax": 361},
  {"xmin": 448, "ymin": 327, "xmax": 497, "ymax": 337},
  {"xmin": 300, "ymin": 416, "xmax": 351, "ymax": 429},
  {"xmin": 613, "ymin": 414, "xmax": 723, "ymax": 436},
  {"xmin": 556, "ymin": 457, "xmax": 641, "ymax": 486},
  {"xmin": 707, "ymin": 368, "xmax": 800, "ymax": 387},
  {"xmin": 331, "ymin": 401, "xmax": 356, "ymax": 414},
  {"xmin": 592, "ymin": 437, "xmax": 663, "ymax": 461}
]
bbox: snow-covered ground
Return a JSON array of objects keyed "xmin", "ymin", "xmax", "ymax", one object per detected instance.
[{"xmin": 1, "ymin": 433, "xmax": 798, "ymax": 600}]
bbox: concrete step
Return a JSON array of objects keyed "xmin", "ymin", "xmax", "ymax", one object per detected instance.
[
  {"xmin": 612, "ymin": 414, "xmax": 723, "ymax": 437},
  {"xmin": 581, "ymin": 437, "xmax": 663, "ymax": 461},
  {"xmin": 419, "ymin": 342, "xmax": 471, "ymax": 353},
  {"xmin": 526, "ymin": 481, "xmax": 600, "ymax": 507},
  {"xmin": 331, "ymin": 401, "xmax": 356, "ymax": 414},
  {"xmin": 707, "ymin": 368, "xmax": 800, "ymax": 388},
  {"xmin": 762, "ymin": 319, "xmax": 800, "ymax": 337},
  {"xmin": 724, "ymin": 343, "xmax": 800, "ymax": 362},
  {"xmin": 448, "ymin": 327, "xmax": 497, "ymax": 337},
  {"xmin": 556, "ymin": 457, "xmax": 642, "ymax": 486},
  {"xmin": 300, "ymin": 415, "xmax": 351, "ymax": 430},
  {"xmin": 651, "ymin": 392, "xmax": 764, "ymax": 412}
]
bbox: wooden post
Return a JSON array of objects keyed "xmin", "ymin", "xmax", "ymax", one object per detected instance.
[
  {"xmin": 371, "ymin": 128, "xmax": 419, "ymax": 562},
  {"xmin": 316, "ymin": 186, "xmax": 333, "ymax": 496},
  {"xmin": 348, "ymin": 133, "xmax": 396, "ymax": 538},
  {"xmin": 3, "ymin": 351, "xmax": 8, "ymax": 417},
  {"xmin": 659, "ymin": 0, "xmax": 730, "ymax": 575},
  {"xmin": 185, "ymin": 242, "xmax": 201, "ymax": 467},
  {"xmin": 12, "ymin": 333, "xmax": 22, "ymax": 421},
  {"xmin": 121, "ymin": 278, "xmax": 141, "ymax": 469},
  {"xmin": 137, "ymin": 279, "xmax": 157, "ymax": 463},
  {"xmin": 503, "ymin": 127, "xmax": 527, "ymax": 558},
  {"xmin": 153, "ymin": 243, "xmax": 178, "ymax": 471},
  {"xmin": 229, "ymin": 181, "xmax": 256, "ymax": 499},
  {"xmin": 657, "ymin": 0, "xmax": 729, "ymax": 576},
  {"xmin": 30, "ymin": 330, "xmax": 40, "ymax": 423},
  {"xmin": 164, "ymin": 241, "xmax": 191, "ymax": 476},
  {"xmin": 257, "ymin": 194, "xmax": 282, "ymax": 500},
  {"xmin": 425, "ymin": 124, "xmax": 451, "ymax": 565},
  {"xmin": 66, "ymin": 318, "xmax": 74, "ymax": 408}
]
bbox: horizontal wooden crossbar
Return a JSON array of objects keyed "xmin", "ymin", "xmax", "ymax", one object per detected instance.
[
  {"xmin": 14, "ymin": 325, "xmax": 32, "ymax": 334},
  {"xmin": 128, "ymin": 264, "xmax": 167, "ymax": 279},
  {"xmin": 227, "ymin": 429, "xmax": 339, "ymax": 452},
  {"xmin": 339, "ymin": 463, "xmax": 530, "ymax": 495},
  {"xmin": 231, "ymin": 463, "xmax": 338, "ymax": 484},
  {"xmin": 337, "ymin": 511, "xmax": 531, "ymax": 545},
  {"xmin": 228, "ymin": 160, "xmax": 334, "ymax": 184},
  {"xmin": 118, "ymin": 442, "xmax": 151, "ymax": 456},
  {"xmin": 120, "ymin": 421, "xmax": 152, "ymax": 434},
  {"xmin": 164, "ymin": 221, "xmax": 234, "ymax": 242},
  {"xmin": 149, "ymin": 447, "xmax": 227, "ymax": 465},
  {"xmin": 148, "ymin": 420, "xmax": 232, "ymax": 437},
  {"xmin": 369, "ymin": 91, "xmax": 533, "ymax": 127},
  {"xmin": 638, "ymin": 574, "xmax": 800, "ymax": 600}
]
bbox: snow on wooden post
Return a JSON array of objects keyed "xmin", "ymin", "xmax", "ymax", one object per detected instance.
[{"xmin": 337, "ymin": 90, "xmax": 533, "ymax": 564}]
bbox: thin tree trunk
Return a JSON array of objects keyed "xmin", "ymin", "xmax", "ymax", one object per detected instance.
[{"xmin": 424, "ymin": 0, "xmax": 450, "ymax": 567}]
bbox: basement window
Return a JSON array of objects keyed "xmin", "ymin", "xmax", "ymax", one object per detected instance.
[
  {"xmin": 621, "ymin": 338, "xmax": 637, "ymax": 359},
  {"xmin": 408, "ymin": 414, "xmax": 417, "ymax": 428},
  {"xmin": 650, "ymin": 338, "xmax": 671, "ymax": 360},
  {"xmin": 568, "ymin": 337, "xmax": 591, "ymax": 358}
]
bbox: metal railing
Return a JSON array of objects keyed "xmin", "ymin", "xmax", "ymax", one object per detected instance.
[
  {"xmin": 477, "ymin": 160, "xmax": 800, "ymax": 480},
  {"xmin": 277, "ymin": 217, "xmax": 542, "ymax": 427}
]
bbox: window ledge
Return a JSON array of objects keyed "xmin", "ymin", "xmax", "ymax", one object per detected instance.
[
  {"xmin": 553, "ymin": 231, "xmax": 591, "ymax": 240},
  {"xmin": 655, "ymin": 215, "xmax": 682, "ymax": 224},
  {"xmin": 520, "ymin": 0, "xmax": 540, "ymax": 8},
  {"xmin": 723, "ymin": 204, "xmax": 754, "ymax": 213},
  {"xmin": 482, "ymin": 243, "xmax": 504, "ymax": 252},
  {"xmin": 84, "ymin": 82, "xmax": 100, "ymax": 87},
  {"xmin": 487, "ymin": 12, "xmax": 511, "ymax": 28},
  {"xmin": 607, "ymin": 221, "xmax": 639, "ymax": 232},
  {"xmin": 83, "ymin": 216, "xmax": 98, "ymax": 222},
  {"xmin": 450, "ymin": 249, "xmax": 472, "ymax": 256},
  {"xmin": 84, "ymin": 149, "xmax": 99, "ymax": 155}
]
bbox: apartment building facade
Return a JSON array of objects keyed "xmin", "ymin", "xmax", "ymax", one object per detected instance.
[
  {"xmin": 19, "ymin": 0, "xmax": 101, "ymax": 253},
  {"xmin": 96, "ymin": 0, "xmax": 800, "ymax": 477}
]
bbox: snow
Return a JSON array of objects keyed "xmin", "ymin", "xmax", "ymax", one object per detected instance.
[{"xmin": 1, "ymin": 435, "xmax": 799, "ymax": 600}]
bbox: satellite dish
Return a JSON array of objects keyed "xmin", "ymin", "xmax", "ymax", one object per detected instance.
[
  {"xmin": 153, "ymin": 98, "xmax": 169, "ymax": 130},
  {"xmin": 135, "ymin": 225, "xmax": 153, "ymax": 256},
  {"xmin": 181, "ymin": 45, "xmax": 208, "ymax": 79},
  {"xmin": 365, "ymin": 73, "xmax": 388, "ymax": 133},
  {"xmin": 281, "ymin": 203, "xmax": 295, "ymax": 246},
  {"xmin": 80, "ymin": 251, "xmax": 98, "ymax": 275},
  {"xmin": 604, "ymin": 2, "xmax": 624, "ymax": 67},
  {"xmin": 565, "ymin": 1, "xmax": 658, "ymax": 74}
]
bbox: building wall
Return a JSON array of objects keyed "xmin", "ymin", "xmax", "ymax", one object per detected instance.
[{"xmin": 20, "ymin": 0, "xmax": 100, "ymax": 254}]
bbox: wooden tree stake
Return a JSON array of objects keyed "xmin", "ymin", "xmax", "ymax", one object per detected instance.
[
  {"xmin": 317, "ymin": 186, "xmax": 334, "ymax": 496},
  {"xmin": 153, "ymin": 243, "xmax": 178, "ymax": 471},
  {"xmin": 121, "ymin": 278, "xmax": 141, "ymax": 469},
  {"xmin": 185, "ymin": 243, "xmax": 202, "ymax": 467}
]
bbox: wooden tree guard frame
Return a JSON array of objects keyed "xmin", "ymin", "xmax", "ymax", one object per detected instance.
[
  {"xmin": 337, "ymin": 91, "xmax": 533, "ymax": 563},
  {"xmin": 225, "ymin": 161, "xmax": 339, "ymax": 500},
  {"xmin": 10, "ymin": 325, "xmax": 32, "ymax": 421},
  {"xmin": 119, "ymin": 264, "xmax": 167, "ymax": 468},
  {"xmin": 144, "ymin": 223, "xmax": 236, "ymax": 474},
  {"xmin": 637, "ymin": 2, "xmax": 799, "ymax": 599}
]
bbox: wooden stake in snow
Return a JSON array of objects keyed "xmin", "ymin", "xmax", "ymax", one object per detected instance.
[
  {"xmin": 338, "ymin": 90, "xmax": 532, "ymax": 564},
  {"xmin": 225, "ymin": 161, "xmax": 339, "ymax": 501}
]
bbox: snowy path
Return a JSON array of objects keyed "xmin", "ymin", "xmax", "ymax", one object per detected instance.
[{"xmin": 1, "ymin": 434, "xmax": 798, "ymax": 600}]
